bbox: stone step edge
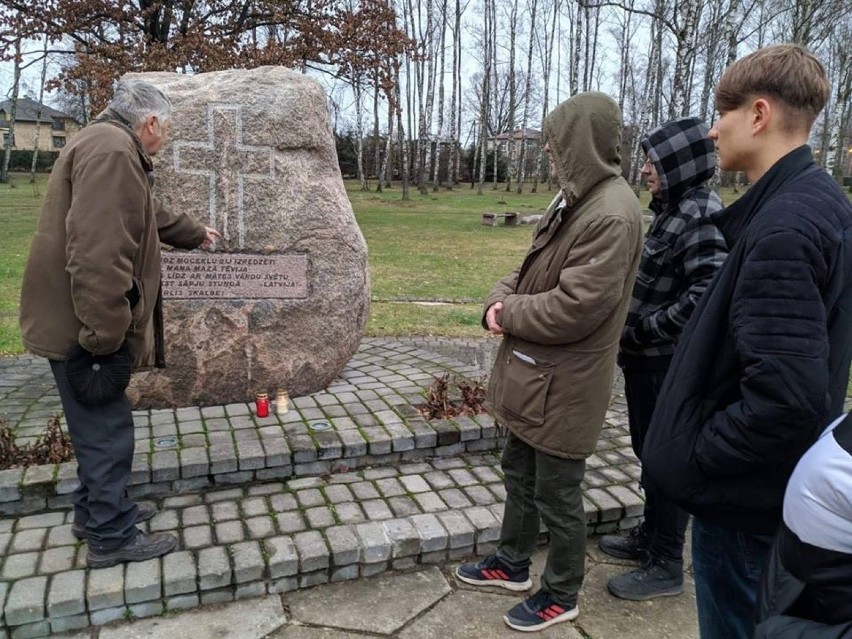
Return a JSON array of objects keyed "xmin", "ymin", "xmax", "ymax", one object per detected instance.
[
  {"xmin": 0, "ymin": 497, "xmax": 644, "ymax": 637},
  {"xmin": 0, "ymin": 412, "xmax": 500, "ymax": 517}
]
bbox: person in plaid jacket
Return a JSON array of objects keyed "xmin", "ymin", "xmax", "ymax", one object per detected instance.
[{"xmin": 598, "ymin": 117, "xmax": 728, "ymax": 600}]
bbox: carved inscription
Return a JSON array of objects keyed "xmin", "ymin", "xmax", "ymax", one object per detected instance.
[{"xmin": 162, "ymin": 253, "xmax": 308, "ymax": 299}]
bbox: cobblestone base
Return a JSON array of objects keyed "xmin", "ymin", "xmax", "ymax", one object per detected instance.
[
  {"xmin": 0, "ymin": 450, "xmax": 643, "ymax": 637},
  {"xmin": 0, "ymin": 337, "xmax": 642, "ymax": 637},
  {"xmin": 0, "ymin": 339, "xmax": 503, "ymax": 517}
]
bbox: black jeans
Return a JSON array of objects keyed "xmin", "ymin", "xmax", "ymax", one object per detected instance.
[
  {"xmin": 50, "ymin": 359, "xmax": 138, "ymax": 551},
  {"xmin": 496, "ymin": 432, "xmax": 587, "ymax": 606},
  {"xmin": 623, "ymin": 364, "xmax": 689, "ymax": 563}
]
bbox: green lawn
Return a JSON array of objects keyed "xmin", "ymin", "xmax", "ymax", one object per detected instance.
[
  {"xmin": 0, "ymin": 175, "xmax": 46, "ymax": 354},
  {"xmin": 0, "ymin": 172, "xmax": 737, "ymax": 354}
]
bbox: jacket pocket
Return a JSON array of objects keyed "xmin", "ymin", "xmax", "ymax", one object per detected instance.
[
  {"xmin": 498, "ymin": 351, "xmax": 555, "ymax": 426},
  {"xmin": 128, "ymin": 278, "xmax": 146, "ymax": 330},
  {"xmin": 635, "ymin": 237, "xmax": 671, "ymax": 285}
]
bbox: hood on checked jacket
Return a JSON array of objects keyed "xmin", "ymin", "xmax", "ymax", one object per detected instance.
[{"xmin": 641, "ymin": 117, "xmax": 716, "ymax": 208}]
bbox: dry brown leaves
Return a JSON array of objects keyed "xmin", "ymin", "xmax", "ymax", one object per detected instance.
[
  {"xmin": 418, "ymin": 373, "xmax": 488, "ymax": 420},
  {"xmin": 0, "ymin": 415, "xmax": 75, "ymax": 470}
]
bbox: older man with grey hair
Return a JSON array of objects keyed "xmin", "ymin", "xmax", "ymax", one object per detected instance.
[{"xmin": 19, "ymin": 80, "xmax": 220, "ymax": 568}]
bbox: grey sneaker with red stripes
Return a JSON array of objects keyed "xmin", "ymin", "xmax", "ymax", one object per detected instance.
[
  {"xmin": 503, "ymin": 589, "xmax": 580, "ymax": 632},
  {"xmin": 455, "ymin": 554, "xmax": 533, "ymax": 592}
]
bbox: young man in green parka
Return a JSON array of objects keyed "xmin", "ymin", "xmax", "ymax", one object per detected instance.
[{"xmin": 456, "ymin": 92, "xmax": 644, "ymax": 632}]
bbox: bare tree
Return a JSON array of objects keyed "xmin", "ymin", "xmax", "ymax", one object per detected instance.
[
  {"xmin": 516, "ymin": 0, "xmax": 538, "ymax": 193},
  {"xmin": 477, "ymin": 0, "xmax": 493, "ymax": 195},
  {"xmin": 29, "ymin": 36, "xmax": 49, "ymax": 185},
  {"xmin": 532, "ymin": 0, "xmax": 561, "ymax": 192},
  {"xmin": 1, "ymin": 37, "xmax": 21, "ymax": 184},
  {"xmin": 432, "ymin": 0, "xmax": 448, "ymax": 190},
  {"xmin": 504, "ymin": 0, "xmax": 520, "ymax": 191}
]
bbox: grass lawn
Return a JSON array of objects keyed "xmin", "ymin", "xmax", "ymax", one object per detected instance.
[
  {"xmin": 0, "ymin": 175, "xmax": 47, "ymax": 355},
  {"xmin": 0, "ymin": 171, "xmax": 741, "ymax": 355}
]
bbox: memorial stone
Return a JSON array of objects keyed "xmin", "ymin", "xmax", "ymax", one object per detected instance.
[{"xmin": 125, "ymin": 67, "xmax": 370, "ymax": 408}]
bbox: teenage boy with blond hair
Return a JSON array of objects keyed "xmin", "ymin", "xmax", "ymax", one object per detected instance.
[{"xmin": 642, "ymin": 44, "xmax": 852, "ymax": 639}]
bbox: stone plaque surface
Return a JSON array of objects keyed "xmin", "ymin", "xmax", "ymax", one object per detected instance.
[
  {"xmin": 161, "ymin": 253, "xmax": 308, "ymax": 299},
  {"xmin": 125, "ymin": 66, "xmax": 370, "ymax": 408}
]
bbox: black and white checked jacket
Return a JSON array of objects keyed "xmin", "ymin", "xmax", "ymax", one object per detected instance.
[{"xmin": 619, "ymin": 118, "xmax": 728, "ymax": 365}]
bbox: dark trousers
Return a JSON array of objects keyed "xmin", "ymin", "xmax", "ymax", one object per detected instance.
[
  {"xmin": 50, "ymin": 360, "xmax": 138, "ymax": 551},
  {"xmin": 692, "ymin": 517, "xmax": 773, "ymax": 639},
  {"xmin": 623, "ymin": 364, "xmax": 689, "ymax": 563},
  {"xmin": 496, "ymin": 432, "xmax": 587, "ymax": 606}
]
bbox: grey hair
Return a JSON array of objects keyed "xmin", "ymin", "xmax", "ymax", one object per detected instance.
[{"xmin": 108, "ymin": 80, "xmax": 172, "ymax": 128}]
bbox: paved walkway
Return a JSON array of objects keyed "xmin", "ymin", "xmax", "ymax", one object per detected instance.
[
  {"xmin": 0, "ymin": 338, "xmax": 652, "ymax": 637},
  {"xmin": 46, "ymin": 543, "xmax": 699, "ymax": 638}
]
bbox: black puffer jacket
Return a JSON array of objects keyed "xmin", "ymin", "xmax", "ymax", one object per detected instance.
[{"xmin": 642, "ymin": 145, "xmax": 852, "ymax": 534}]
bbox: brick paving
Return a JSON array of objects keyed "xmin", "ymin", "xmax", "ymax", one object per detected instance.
[{"xmin": 0, "ymin": 337, "xmax": 642, "ymax": 637}]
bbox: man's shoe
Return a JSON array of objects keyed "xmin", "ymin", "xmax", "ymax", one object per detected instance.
[
  {"xmin": 455, "ymin": 555, "xmax": 533, "ymax": 592},
  {"xmin": 606, "ymin": 556, "xmax": 684, "ymax": 601},
  {"xmin": 73, "ymin": 503, "xmax": 158, "ymax": 540},
  {"xmin": 87, "ymin": 531, "xmax": 177, "ymax": 569},
  {"xmin": 503, "ymin": 589, "xmax": 579, "ymax": 632},
  {"xmin": 598, "ymin": 525, "xmax": 649, "ymax": 560}
]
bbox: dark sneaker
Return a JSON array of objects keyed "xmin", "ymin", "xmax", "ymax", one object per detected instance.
[
  {"xmin": 598, "ymin": 525, "xmax": 649, "ymax": 560},
  {"xmin": 503, "ymin": 589, "xmax": 579, "ymax": 632},
  {"xmin": 607, "ymin": 556, "xmax": 684, "ymax": 601},
  {"xmin": 73, "ymin": 503, "xmax": 158, "ymax": 540},
  {"xmin": 87, "ymin": 530, "xmax": 177, "ymax": 569},
  {"xmin": 455, "ymin": 555, "xmax": 533, "ymax": 592}
]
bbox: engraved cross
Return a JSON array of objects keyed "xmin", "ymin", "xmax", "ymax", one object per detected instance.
[{"xmin": 173, "ymin": 103, "xmax": 275, "ymax": 249}]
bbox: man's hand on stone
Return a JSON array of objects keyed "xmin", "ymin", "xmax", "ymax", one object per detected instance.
[
  {"xmin": 200, "ymin": 227, "xmax": 222, "ymax": 250},
  {"xmin": 486, "ymin": 302, "xmax": 504, "ymax": 335}
]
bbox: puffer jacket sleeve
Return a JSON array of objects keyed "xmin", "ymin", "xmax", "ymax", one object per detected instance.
[
  {"xmin": 499, "ymin": 215, "xmax": 637, "ymax": 345},
  {"xmin": 154, "ymin": 197, "xmax": 207, "ymax": 249},
  {"xmin": 66, "ymin": 150, "xmax": 147, "ymax": 355},
  {"xmin": 754, "ymin": 617, "xmax": 852, "ymax": 638},
  {"xmin": 694, "ymin": 229, "xmax": 829, "ymax": 476}
]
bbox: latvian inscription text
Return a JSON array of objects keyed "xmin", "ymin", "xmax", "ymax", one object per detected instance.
[{"xmin": 162, "ymin": 253, "xmax": 308, "ymax": 299}]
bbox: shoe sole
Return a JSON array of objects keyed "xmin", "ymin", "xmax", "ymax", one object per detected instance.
[
  {"xmin": 87, "ymin": 537, "xmax": 177, "ymax": 569},
  {"xmin": 597, "ymin": 543, "xmax": 647, "ymax": 561},
  {"xmin": 606, "ymin": 583, "xmax": 684, "ymax": 601},
  {"xmin": 73, "ymin": 506, "xmax": 158, "ymax": 540},
  {"xmin": 503, "ymin": 607, "xmax": 580, "ymax": 632},
  {"xmin": 455, "ymin": 570, "xmax": 532, "ymax": 592}
]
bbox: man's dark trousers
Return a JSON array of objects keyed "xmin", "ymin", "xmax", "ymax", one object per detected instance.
[
  {"xmin": 623, "ymin": 363, "xmax": 689, "ymax": 562},
  {"xmin": 495, "ymin": 432, "xmax": 587, "ymax": 605},
  {"xmin": 50, "ymin": 360, "xmax": 138, "ymax": 551}
]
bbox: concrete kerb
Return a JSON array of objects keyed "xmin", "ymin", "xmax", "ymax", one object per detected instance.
[{"xmin": 0, "ymin": 337, "xmax": 643, "ymax": 636}]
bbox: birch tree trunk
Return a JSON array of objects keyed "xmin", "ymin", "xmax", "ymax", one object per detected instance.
[
  {"xmin": 1, "ymin": 38, "xmax": 22, "ymax": 184},
  {"xmin": 395, "ymin": 64, "xmax": 411, "ymax": 201},
  {"xmin": 629, "ymin": 12, "xmax": 663, "ymax": 188},
  {"xmin": 432, "ymin": 0, "xmax": 448, "ymax": 190},
  {"xmin": 418, "ymin": 0, "xmax": 436, "ymax": 193},
  {"xmin": 669, "ymin": 0, "xmax": 702, "ymax": 118},
  {"xmin": 571, "ymin": 1, "xmax": 582, "ymax": 95},
  {"xmin": 354, "ymin": 80, "xmax": 368, "ymax": 191},
  {"xmin": 372, "ymin": 69, "xmax": 382, "ymax": 184},
  {"xmin": 448, "ymin": 0, "xmax": 460, "ymax": 185},
  {"xmin": 377, "ymin": 93, "xmax": 395, "ymax": 192},
  {"xmin": 505, "ymin": 0, "xmax": 520, "ymax": 192},
  {"xmin": 30, "ymin": 37, "xmax": 50, "ymax": 185},
  {"xmin": 402, "ymin": 0, "xmax": 416, "ymax": 193},
  {"xmin": 532, "ymin": 0, "xmax": 560, "ymax": 193},
  {"xmin": 617, "ymin": 0, "xmax": 635, "ymax": 112},
  {"xmin": 477, "ymin": 0, "xmax": 492, "ymax": 195},
  {"xmin": 490, "ymin": 0, "xmax": 499, "ymax": 190},
  {"xmin": 517, "ymin": 0, "xmax": 538, "ymax": 194}
]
